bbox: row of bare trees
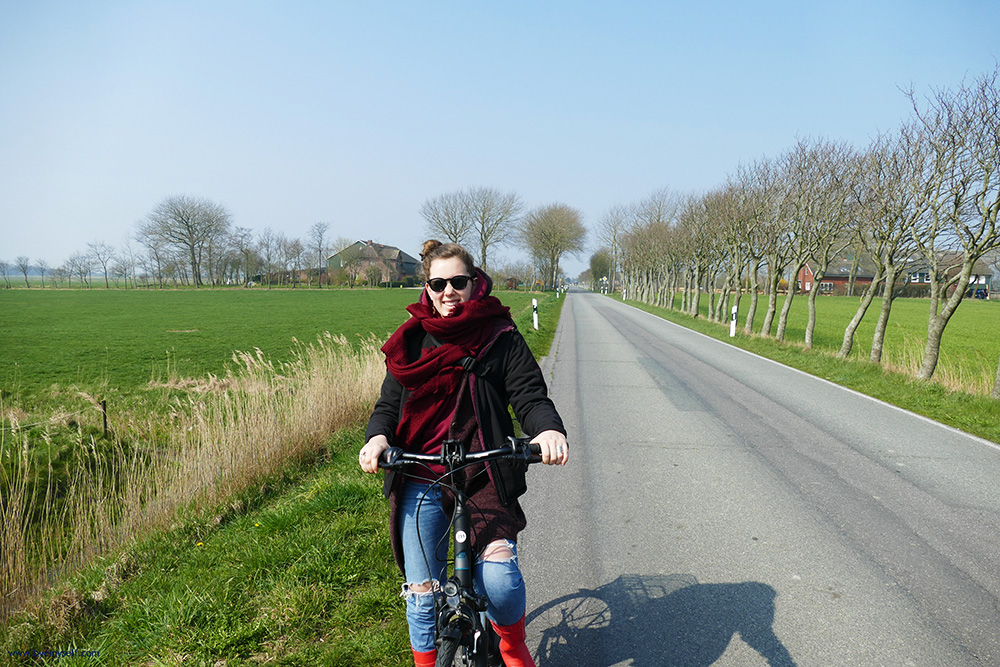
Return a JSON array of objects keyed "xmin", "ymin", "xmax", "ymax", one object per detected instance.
[
  {"xmin": 420, "ymin": 186, "xmax": 586, "ymax": 286},
  {"xmin": 592, "ymin": 69, "xmax": 1000, "ymax": 382},
  {"xmin": 2, "ymin": 197, "xmax": 344, "ymax": 289},
  {"xmin": 7, "ymin": 188, "xmax": 589, "ymax": 291}
]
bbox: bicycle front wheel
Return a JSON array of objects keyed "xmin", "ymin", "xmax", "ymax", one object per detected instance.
[{"xmin": 435, "ymin": 635, "xmax": 460, "ymax": 667}]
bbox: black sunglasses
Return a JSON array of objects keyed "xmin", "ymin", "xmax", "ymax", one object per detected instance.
[{"xmin": 426, "ymin": 275, "xmax": 473, "ymax": 292}]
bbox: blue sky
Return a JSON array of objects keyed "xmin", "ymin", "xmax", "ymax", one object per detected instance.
[{"xmin": 1, "ymin": 0, "xmax": 998, "ymax": 277}]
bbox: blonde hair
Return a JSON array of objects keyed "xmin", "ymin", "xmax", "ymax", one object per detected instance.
[{"xmin": 419, "ymin": 240, "xmax": 475, "ymax": 280}]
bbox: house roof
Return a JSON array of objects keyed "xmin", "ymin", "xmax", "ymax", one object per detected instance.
[
  {"xmin": 329, "ymin": 240, "xmax": 420, "ymax": 265},
  {"xmin": 822, "ymin": 258, "xmax": 878, "ymax": 280}
]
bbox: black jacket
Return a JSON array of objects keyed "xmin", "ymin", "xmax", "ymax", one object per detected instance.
[{"xmin": 365, "ymin": 319, "xmax": 565, "ymax": 506}]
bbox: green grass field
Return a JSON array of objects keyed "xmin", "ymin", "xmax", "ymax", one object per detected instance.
[
  {"xmin": 673, "ymin": 292, "xmax": 1000, "ymax": 392},
  {"xmin": 0, "ymin": 288, "xmax": 554, "ymax": 399}
]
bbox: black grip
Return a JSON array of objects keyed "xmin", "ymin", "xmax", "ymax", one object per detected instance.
[{"xmin": 378, "ymin": 446, "xmax": 404, "ymax": 469}]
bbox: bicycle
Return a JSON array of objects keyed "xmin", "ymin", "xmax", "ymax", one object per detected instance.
[{"xmin": 378, "ymin": 435, "xmax": 543, "ymax": 667}]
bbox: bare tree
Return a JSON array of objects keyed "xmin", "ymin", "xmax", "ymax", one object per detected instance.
[
  {"xmin": 702, "ymin": 185, "xmax": 744, "ymax": 322},
  {"xmin": 756, "ymin": 162, "xmax": 797, "ymax": 338},
  {"xmin": 420, "ymin": 187, "xmax": 523, "ymax": 268},
  {"xmin": 774, "ymin": 140, "xmax": 825, "ymax": 342},
  {"xmin": 734, "ymin": 158, "xmax": 780, "ymax": 334},
  {"xmin": 675, "ymin": 194, "xmax": 719, "ymax": 318},
  {"xmin": 280, "ymin": 236, "xmax": 305, "ymax": 287},
  {"xmin": 137, "ymin": 195, "xmax": 232, "ymax": 287},
  {"xmin": 15, "ymin": 256, "xmax": 31, "ymax": 287},
  {"xmin": 118, "ymin": 239, "xmax": 139, "ymax": 288},
  {"xmin": 492, "ymin": 259, "xmax": 535, "ymax": 290},
  {"xmin": 621, "ymin": 205, "xmax": 678, "ymax": 307},
  {"xmin": 597, "ymin": 203, "xmax": 630, "ymax": 293},
  {"xmin": 257, "ymin": 228, "xmax": 279, "ymax": 288},
  {"xmin": 67, "ymin": 251, "xmax": 94, "ymax": 287},
  {"xmin": 137, "ymin": 232, "xmax": 169, "ymax": 288},
  {"xmin": 466, "ymin": 187, "xmax": 523, "ymax": 268},
  {"xmin": 906, "ymin": 68, "xmax": 1000, "ymax": 380},
  {"xmin": 229, "ymin": 227, "xmax": 256, "ymax": 285},
  {"xmin": 307, "ymin": 222, "xmax": 330, "ymax": 287},
  {"xmin": 36, "ymin": 259, "xmax": 49, "ymax": 287},
  {"xmin": 51, "ymin": 265, "xmax": 68, "ymax": 287},
  {"xmin": 625, "ymin": 188, "xmax": 682, "ymax": 307},
  {"xmin": 0, "ymin": 259, "xmax": 10, "ymax": 288},
  {"xmin": 88, "ymin": 241, "xmax": 116, "ymax": 288},
  {"xmin": 421, "ymin": 191, "xmax": 474, "ymax": 246},
  {"xmin": 797, "ymin": 138, "xmax": 855, "ymax": 349},
  {"xmin": 518, "ymin": 203, "xmax": 586, "ymax": 288},
  {"xmin": 838, "ymin": 129, "xmax": 925, "ymax": 361}
]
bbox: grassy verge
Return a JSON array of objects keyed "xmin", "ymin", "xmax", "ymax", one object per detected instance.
[
  {"xmin": 620, "ymin": 296, "xmax": 1000, "ymax": 445},
  {"xmin": 0, "ymin": 290, "xmax": 563, "ymax": 665}
]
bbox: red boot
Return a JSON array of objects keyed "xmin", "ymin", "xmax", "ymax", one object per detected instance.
[
  {"xmin": 412, "ymin": 648, "xmax": 437, "ymax": 667},
  {"xmin": 490, "ymin": 615, "xmax": 535, "ymax": 667}
]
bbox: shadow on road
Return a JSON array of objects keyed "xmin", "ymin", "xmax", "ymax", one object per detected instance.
[{"xmin": 526, "ymin": 573, "xmax": 797, "ymax": 666}]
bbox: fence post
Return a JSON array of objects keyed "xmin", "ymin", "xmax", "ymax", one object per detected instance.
[{"xmin": 101, "ymin": 399, "xmax": 108, "ymax": 438}]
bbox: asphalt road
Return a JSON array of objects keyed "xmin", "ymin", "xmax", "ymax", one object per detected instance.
[{"xmin": 520, "ymin": 289, "xmax": 1000, "ymax": 667}]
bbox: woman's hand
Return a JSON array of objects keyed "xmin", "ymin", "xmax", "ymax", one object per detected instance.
[
  {"xmin": 359, "ymin": 435, "xmax": 390, "ymax": 474},
  {"xmin": 532, "ymin": 429, "xmax": 568, "ymax": 466}
]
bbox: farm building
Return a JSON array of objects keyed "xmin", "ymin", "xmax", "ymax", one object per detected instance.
[
  {"xmin": 796, "ymin": 259, "xmax": 877, "ymax": 296},
  {"xmin": 327, "ymin": 240, "xmax": 421, "ymax": 284}
]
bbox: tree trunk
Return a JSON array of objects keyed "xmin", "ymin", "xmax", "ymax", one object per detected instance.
[
  {"xmin": 760, "ymin": 275, "xmax": 780, "ymax": 337},
  {"xmin": 916, "ymin": 267, "xmax": 971, "ymax": 380},
  {"xmin": 869, "ymin": 268, "xmax": 901, "ymax": 364},
  {"xmin": 775, "ymin": 287, "xmax": 795, "ymax": 341},
  {"xmin": 776, "ymin": 262, "xmax": 806, "ymax": 342},
  {"xmin": 838, "ymin": 267, "xmax": 885, "ymax": 359},
  {"xmin": 804, "ymin": 284, "xmax": 819, "ymax": 349},
  {"xmin": 690, "ymin": 267, "xmax": 702, "ymax": 317},
  {"xmin": 744, "ymin": 263, "xmax": 761, "ymax": 334}
]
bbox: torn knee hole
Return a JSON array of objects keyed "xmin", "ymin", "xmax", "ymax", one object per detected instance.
[
  {"xmin": 401, "ymin": 580, "xmax": 438, "ymax": 599},
  {"xmin": 481, "ymin": 542, "xmax": 515, "ymax": 562}
]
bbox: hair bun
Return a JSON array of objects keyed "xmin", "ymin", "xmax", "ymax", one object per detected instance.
[{"xmin": 420, "ymin": 239, "xmax": 443, "ymax": 260}]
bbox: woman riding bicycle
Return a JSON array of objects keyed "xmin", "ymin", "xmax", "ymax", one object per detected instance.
[{"xmin": 359, "ymin": 240, "xmax": 568, "ymax": 667}]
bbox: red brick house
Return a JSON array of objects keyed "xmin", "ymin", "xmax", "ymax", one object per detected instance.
[{"xmin": 796, "ymin": 259, "xmax": 876, "ymax": 296}]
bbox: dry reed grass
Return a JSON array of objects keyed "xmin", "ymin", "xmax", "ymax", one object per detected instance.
[
  {"xmin": 880, "ymin": 331, "xmax": 995, "ymax": 395},
  {"xmin": 1, "ymin": 332, "xmax": 385, "ymax": 622}
]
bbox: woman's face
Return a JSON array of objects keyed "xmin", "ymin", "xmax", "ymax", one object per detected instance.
[{"xmin": 426, "ymin": 256, "xmax": 474, "ymax": 317}]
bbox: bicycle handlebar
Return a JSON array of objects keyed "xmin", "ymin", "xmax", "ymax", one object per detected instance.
[{"xmin": 377, "ymin": 436, "xmax": 542, "ymax": 470}]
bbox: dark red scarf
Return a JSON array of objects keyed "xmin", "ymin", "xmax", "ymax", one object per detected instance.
[{"xmin": 381, "ymin": 269, "xmax": 511, "ymax": 451}]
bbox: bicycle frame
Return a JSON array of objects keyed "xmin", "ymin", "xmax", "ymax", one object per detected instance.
[
  {"xmin": 435, "ymin": 438, "xmax": 492, "ymax": 665},
  {"xmin": 380, "ymin": 436, "xmax": 540, "ymax": 667}
]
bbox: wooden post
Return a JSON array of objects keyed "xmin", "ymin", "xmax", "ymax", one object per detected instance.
[{"xmin": 101, "ymin": 399, "xmax": 108, "ymax": 437}]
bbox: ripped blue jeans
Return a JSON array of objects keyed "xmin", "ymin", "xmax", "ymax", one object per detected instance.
[{"xmin": 399, "ymin": 480, "xmax": 526, "ymax": 652}]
